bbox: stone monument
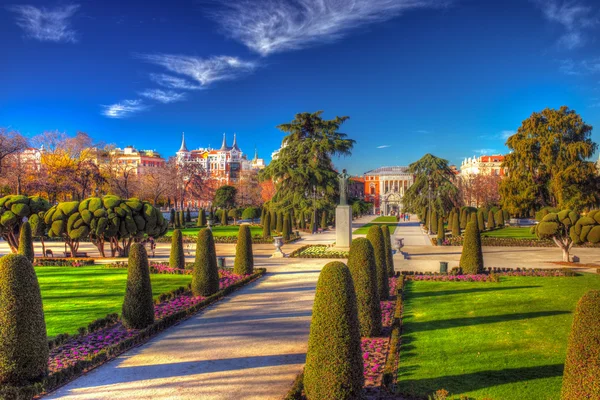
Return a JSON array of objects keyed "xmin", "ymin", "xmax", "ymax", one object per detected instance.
[{"xmin": 335, "ymin": 169, "xmax": 352, "ymax": 250}]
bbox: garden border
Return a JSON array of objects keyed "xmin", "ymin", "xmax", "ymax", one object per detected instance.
[{"xmin": 0, "ymin": 268, "xmax": 266, "ymax": 400}]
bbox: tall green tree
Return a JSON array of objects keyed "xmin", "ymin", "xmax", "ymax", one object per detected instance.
[
  {"xmin": 213, "ymin": 185, "xmax": 237, "ymax": 209},
  {"xmin": 260, "ymin": 111, "xmax": 355, "ymax": 219},
  {"xmin": 500, "ymin": 106, "xmax": 599, "ymax": 215},
  {"xmin": 402, "ymin": 154, "xmax": 458, "ymax": 218}
]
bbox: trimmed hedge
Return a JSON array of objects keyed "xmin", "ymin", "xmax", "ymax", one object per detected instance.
[
  {"xmin": 169, "ymin": 229, "xmax": 185, "ymax": 269},
  {"xmin": 304, "ymin": 262, "xmax": 363, "ymax": 400},
  {"xmin": 477, "ymin": 211, "xmax": 485, "ymax": 232},
  {"xmin": 192, "ymin": 228, "xmax": 219, "ymax": 296},
  {"xmin": 366, "ymin": 225, "xmax": 389, "ymax": 300},
  {"xmin": 561, "ymin": 290, "xmax": 600, "ymax": 399},
  {"xmin": 283, "ymin": 214, "xmax": 291, "ymax": 241},
  {"xmin": 452, "ymin": 211, "xmax": 460, "ymax": 237},
  {"xmin": 234, "ymin": 225, "xmax": 254, "ymax": 275},
  {"xmin": 381, "ymin": 225, "xmax": 394, "ymax": 277},
  {"xmin": 18, "ymin": 221, "xmax": 34, "ymax": 263},
  {"xmin": 437, "ymin": 216, "xmax": 444, "ymax": 242},
  {"xmin": 347, "ymin": 238, "xmax": 381, "ymax": 337},
  {"xmin": 382, "ymin": 278, "xmax": 404, "ymax": 391},
  {"xmin": 460, "ymin": 222, "xmax": 484, "ymax": 274},
  {"xmin": 487, "ymin": 209, "xmax": 495, "ymax": 230},
  {"xmin": 0, "ymin": 254, "xmax": 48, "ymax": 386},
  {"xmin": 262, "ymin": 212, "xmax": 271, "ymax": 239},
  {"xmin": 122, "ymin": 243, "xmax": 154, "ymax": 329}
]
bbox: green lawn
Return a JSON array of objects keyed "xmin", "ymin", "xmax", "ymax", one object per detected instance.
[
  {"xmin": 482, "ymin": 227, "xmax": 537, "ymax": 239},
  {"xmin": 37, "ymin": 266, "xmax": 191, "ymax": 338},
  {"xmin": 398, "ymin": 275, "xmax": 600, "ymax": 399},
  {"xmin": 167, "ymin": 225, "xmax": 263, "ymax": 237},
  {"xmin": 353, "ymin": 217, "xmax": 398, "ymax": 235}
]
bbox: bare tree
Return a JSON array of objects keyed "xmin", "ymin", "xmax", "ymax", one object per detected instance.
[
  {"xmin": 0, "ymin": 128, "xmax": 28, "ymax": 176},
  {"xmin": 236, "ymin": 170, "xmax": 263, "ymax": 207},
  {"xmin": 172, "ymin": 158, "xmax": 209, "ymax": 208},
  {"xmin": 138, "ymin": 164, "xmax": 176, "ymax": 206}
]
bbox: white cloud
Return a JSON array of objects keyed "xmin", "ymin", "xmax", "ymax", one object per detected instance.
[
  {"xmin": 473, "ymin": 148, "xmax": 498, "ymax": 155},
  {"xmin": 376, "ymin": 145, "xmax": 391, "ymax": 149},
  {"xmin": 7, "ymin": 4, "xmax": 79, "ymax": 43},
  {"xmin": 534, "ymin": 0, "xmax": 598, "ymax": 49},
  {"xmin": 138, "ymin": 54, "xmax": 257, "ymax": 87},
  {"xmin": 501, "ymin": 130, "xmax": 515, "ymax": 139},
  {"xmin": 559, "ymin": 57, "xmax": 600, "ymax": 75},
  {"xmin": 211, "ymin": 0, "xmax": 451, "ymax": 56},
  {"xmin": 139, "ymin": 89, "xmax": 186, "ymax": 103},
  {"xmin": 101, "ymin": 100, "xmax": 147, "ymax": 118},
  {"xmin": 149, "ymin": 73, "xmax": 204, "ymax": 90}
]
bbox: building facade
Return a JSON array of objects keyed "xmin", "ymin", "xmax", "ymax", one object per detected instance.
[
  {"xmin": 459, "ymin": 155, "xmax": 506, "ymax": 177},
  {"xmin": 176, "ymin": 133, "xmax": 265, "ymax": 185},
  {"xmin": 349, "ymin": 177, "xmax": 365, "ymax": 200},
  {"xmin": 109, "ymin": 146, "xmax": 166, "ymax": 174},
  {"xmin": 364, "ymin": 166, "xmax": 414, "ymax": 215}
]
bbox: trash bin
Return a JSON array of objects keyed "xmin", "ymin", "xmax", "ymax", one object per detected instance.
[
  {"xmin": 218, "ymin": 257, "xmax": 226, "ymax": 268},
  {"xmin": 439, "ymin": 261, "xmax": 448, "ymax": 274}
]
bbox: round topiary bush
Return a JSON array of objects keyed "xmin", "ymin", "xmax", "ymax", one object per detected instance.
[
  {"xmin": 304, "ymin": 261, "xmax": 363, "ymax": 400},
  {"xmin": 262, "ymin": 212, "xmax": 271, "ymax": 239},
  {"xmin": 192, "ymin": 228, "xmax": 219, "ymax": 296},
  {"xmin": 122, "ymin": 243, "xmax": 154, "ymax": 329},
  {"xmin": 234, "ymin": 224, "xmax": 254, "ymax": 275},
  {"xmin": 0, "ymin": 254, "xmax": 48, "ymax": 385},
  {"xmin": 347, "ymin": 238, "xmax": 381, "ymax": 337},
  {"xmin": 366, "ymin": 225, "xmax": 389, "ymax": 300},
  {"xmin": 561, "ymin": 290, "xmax": 600, "ymax": 399},
  {"xmin": 381, "ymin": 225, "xmax": 394, "ymax": 277},
  {"xmin": 460, "ymin": 221, "xmax": 484, "ymax": 274},
  {"xmin": 18, "ymin": 221, "xmax": 34, "ymax": 263},
  {"xmin": 169, "ymin": 229, "xmax": 185, "ymax": 269}
]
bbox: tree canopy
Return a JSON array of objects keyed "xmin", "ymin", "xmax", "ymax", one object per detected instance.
[
  {"xmin": 213, "ymin": 185, "xmax": 237, "ymax": 209},
  {"xmin": 500, "ymin": 106, "xmax": 598, "ymax": 215},
  {"xmin": 260, "ymin": 111, "xmax": 355, "ymax": 215},
  {"xmin": 402, "ymin": 153, "xmax": 458, "ymax": 217}
]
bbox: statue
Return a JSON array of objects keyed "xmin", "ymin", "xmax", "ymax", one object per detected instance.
[{"xmin": 338, "ymin": 169, "xmax": 350, "ymax": 206}]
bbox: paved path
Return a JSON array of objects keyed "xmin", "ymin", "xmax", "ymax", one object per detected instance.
[
  {"xmin": 390, "ymin": 217, "xmax": 431, "ymax": 247},
  {"xmin": 43, "ymin": 215, "xmax": 378, "ymax": 400}
]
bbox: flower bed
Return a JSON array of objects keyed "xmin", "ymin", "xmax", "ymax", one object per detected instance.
[
  {"xmin": 288, "ymin": 244, "xmax": 349, "ymax": 259},
  {"xmin": 1, "ymin": 268, "xmax": 266, "ymax": 399},
  {"xmin": 443, "ymin": 236, "xmax": 600, "ymax": 248},
  {"xmin": 156, "ymin": 233, "xmax": 301, "ymax": 244},
  {"xmin": 105, "ymin": 261, "xmax": 196, "ymax": 275},
  {"xmin": 402, "ymin": 268, "xmax": 577, "ymax": 281},
  {"xmin": 34, "ymin": 258, "xmax": 95, "ymax": 267}
]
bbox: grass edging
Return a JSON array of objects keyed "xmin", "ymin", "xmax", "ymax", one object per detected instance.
[
  {"xmin": 382, "ymin": 275, "xmax": 404, "ymax": 391},
  {"xmin": 0, "ymin": 268, "xmax": 266, "ymax": 400}
]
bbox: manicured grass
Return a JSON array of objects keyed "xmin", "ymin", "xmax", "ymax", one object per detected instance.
[
  {"xmin": 353, "ymin": 222, "xmax": 398, "ymax": 235},
  {"xmin": 36, "ymin": 266, "xmax": 191, "ymax": 338},
  {"xmin": 481, "ymin": 227, "xmax": 537, "ymax": 239},
  {"xmin": 372, "ymin": 216, "xmax": 398, "ymax": 223},
  {"xmin": 167, "ymin": 225, "xmax": 263, "ymax": 237},
  {"xmin": 398, "ymin": 274, "xmax": 600, "ymax": 399}
]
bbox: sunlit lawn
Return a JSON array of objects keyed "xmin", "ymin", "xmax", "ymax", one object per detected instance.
[
  {"xmin": 37, "ymin": 266, "xmax": 191, "ymax": 338},
  {"xmin": 482, "ymin": 227, "xmax": 537, "ymax": 239},
  {"xmin": 166, "ymin": 225, "xmax": 263, "ymax": 237},
  {"xmin": 398, "ymin": 275, "xmax": 600, "ymax": 399},
  {"xmin": 353, "ymin": 216, "xmax": 398, "ymax": 234}
]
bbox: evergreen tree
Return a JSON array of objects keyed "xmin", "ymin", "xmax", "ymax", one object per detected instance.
[
  {"xmin": 487, "ymin": 209, "xmax": 495, "ymax": 230},
  {"xmin": 234, "ymin": 225, "xmax": 254, "ymax": 275},
  {"xmin": 282, "ymin": 214, "xmax": 291, "ymax": 240},
  {"xmin": 221, "ymin": 209, "xmax": 228, "ymax": 226},
  {"xmin": 381, "ymin": 225, "xmax": 394, "ymax": 277},
  {"xmin": 477, "ymin": 210, "xmax": 485, "ymax": 231},
  {"xmin": 276, "ymin": 211, "xmax": 284, "ymax": 233},
  {"xmin": 452, "ymin": 211, "xmax": 460, "ymax": 237},
  {"xmin": 262, "ymin": 212, "xmax": 271, "ymax": 238},
  {"xmin": 17, "ymin": 221, "xmax": 34, "ymax": 263},
  {"xmin": 186, "ymin": 208, "xmax": 191, "ymax": 223},
  {"xmin": 320, "ymin": 210, "xmax": 328, "ymax": 229},
  {"xmin": 170, "ymin": 208, "xmax": 176, "ymax": 227},
  {"xmin": 431, "ymin": 209, "xmax": 438, "ymax": 234},
  {"xmin": 169, "ymin": 229, "xmax": 185, "ymax": 269},
  {"xmin": 366, "ymin": 225, "xmax": 389, "ymax": 300},
  {"xmin": 270, "ymin": 210, "xmax": 277, "ymax": 231},
  {"xmin": 460, "ymin": 222, "xmax": 484, "ymax": 274},
  {"xmin": 460, "ymin": 208, "xmax": 468, "ymax": 229},
  {"xmin": 192, "ymin": 228, "xmax": 219, "ymax": 296},
  {"xmin": 437, "ymin": 216, "xmax": 445, "ymax": 243},
  {"xmin": 122, "ymin": 244, "xmax": 154, "ymax": 329}
]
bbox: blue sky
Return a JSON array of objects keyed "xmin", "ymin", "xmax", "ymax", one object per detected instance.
[{"xmin": 1, "ymin": 0, "xmax": 599, "ymax": 175}]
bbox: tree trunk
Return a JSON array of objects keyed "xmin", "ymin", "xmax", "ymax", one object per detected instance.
[
  {"xmin": 40, "ymin": 237, "xmax": 46, "ymax": 257},
  {"xmin": 552, "ymin": 237, "xmax": 572, "ymax": 262}
]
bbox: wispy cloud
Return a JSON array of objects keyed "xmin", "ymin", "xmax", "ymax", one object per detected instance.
[
  {"xmin": 534, "ymin": 0, "xmax": 598, "ymax": 49},
  {"xmin": 101, "ymin": 100, "xmax": 147, "ymax": 118},
  {"xmin": 138, "ymin": 54, "xmax": 257, "ymax": 87},
  {"xmin": 211, "ymin": 0, "xmax": 452, "ymax": 56},
  {"xmin": 149, "ymin": 73, "xmax": 203, "ymax": 90},
  {"xmin": 376, "ymin": 145, "xmax": 391, "ymax": 149},
  {"xmin": 139, "ymin": 89, "xmax": 186, "ymax": 103},
  {"xmin": 559, "ymin": 57, "xmax": 600, "ymax": 75},
  {"xmin": 473, "ymin": 148, "xmax": 498, "ymax": 155},
  {"xmin": 501, "ymin": 130, "xmax": 515, "ymax": 139},
  {"xmin": 7, "ymin": 4, "xmax": 80, "ymax": 43}
]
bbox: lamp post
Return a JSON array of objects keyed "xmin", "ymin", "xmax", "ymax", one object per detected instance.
[{"xmin": 428, "ymin": 176, "xmax": 433, "ymax": 235}]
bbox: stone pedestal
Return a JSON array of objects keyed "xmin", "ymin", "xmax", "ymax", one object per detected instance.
[{"xmin": 335, "ymin": 205, "xmax": 352, "ymax": 251}]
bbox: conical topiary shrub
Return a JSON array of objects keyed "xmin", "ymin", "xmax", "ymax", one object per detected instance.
[
  {"xmin": 452, "ymin": 211, "xmax": 460, "ymax": 237},
  {"xmin": 197, "ymin": 208, "xmax": 207, "ymax": 227},
  {"xmin": 179, "ymin": 210, "xmax": 185, "ymax": 228},
  {"xmin": 381, "ymin": 225, "xmax": 394, "ymax": 277},
  {"xmin": 221, "ymin": 209, "xmax": 228, "ymax": 226},
  {"xmin": 366, "ymin": 225, "xmax": 389, "ymax": 300},
  {"xmin": 234, "ymin": 224, "xmax": 254, "ymax": 275},
  {"xmin": 477, "ymin": 211, "xmax": 485, "ymax": 231},
  {"xmin": 270, "ymin": 210, "xmax": 277, "ymax": 231},
  {"xmin": 276, "ymin": 212, "xmax": 283, "ymax": 233},
  {"xmin": 437, "ymin": 216, "xmax": 445, "ymax": 243},
  {"xmin": 18, "ymin": 221, "xmax": 35, "ymax": 263},
  {"xmin": 470, "ymin": 212, "xmax": 477, "ymax": 227},
  {"xmin": 0, "ymin": 254, "xmax": 48, "ymax": 385},
  {"xmin": 460, "ymin": 208, "xmax": 468, "ymax": 229},
  {"xmin": 170, "ymin": 208, "xmax": 176, "ymax": 227},
  {"xmin": 169, "ymin": 229, "xmax": 185, "ymax": 269},
  {"xmin": 431, "ymin": 209, "xmax": 438, "ymax": 234},
  {"xmin": 320, "ymin": 210, "xmax": 327, "ymax": 230},
  {"xmin": 487, "ymin": 209, "xmax": 495, "ymax": 230},
  {"xmin": 262, "ymin": 212, "xmax": 271, "ymax": 239},
  {"xmin": 304, "ymin": 261, "xmax": 363, "ymax": 400},
  {"xmin": 347, "ymin": 238, "xmax": 381, "ymax": 337},
  {"xmin": 192, "ymin": 228, "xmax": 219, "ymax": 296},
  {"xmin": 460, "ymin": 221, "xmax": 484, "ymax": 274},
  {"xmin": 561, "ymin": 290, "xmax": 600, "ymax": 399},
  {"xmin": 122, "ymin": 243, "xmax": 154, "ymax": 329},
  {"xmin": 282, "ymin": 214, "xmax": 291, "ymax": 241}
]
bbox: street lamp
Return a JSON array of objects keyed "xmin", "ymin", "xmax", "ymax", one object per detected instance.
[{"xmin": 428, "ymin": 176, "xmax": 433, "ymax": 235}]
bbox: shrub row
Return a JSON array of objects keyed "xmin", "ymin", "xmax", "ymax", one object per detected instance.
[
  {"xmin": 156, "ymin": 232, "xmax": 301, "ymax": 244},
  {"xmin": 33, "ymin": 258, "xmax": 95, "ymax": 267},
  {"xmin": 0, "ymin": 268, "xmax": 267, "ymax": 400},
  {"xmin": 288, "ymin": 245, "xmax": 349, "ymax": 259},
  {"xmin": 446, "ymin": 236, "xmax": 600, "ymax": 247},
  {"xmin": 382, "ymin": 277, "xmax": 404, "ymax": 391}
]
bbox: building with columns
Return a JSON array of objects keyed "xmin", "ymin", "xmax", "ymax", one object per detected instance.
[
  {"xmin": 459, "ymin": 154, "xmax": 506, "ymax": 177},
  {"xmin": 176, "ymin": 132, "xmax": 265, "ymax": 185},
  {"xmin": 364, "ymin": 166, "xmax": 414, "ymax": 215}
]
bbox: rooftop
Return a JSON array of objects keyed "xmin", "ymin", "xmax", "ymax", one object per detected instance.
[{"xmin": 364, "ymin": 166, "xmax": 410, "ymax": 176}]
